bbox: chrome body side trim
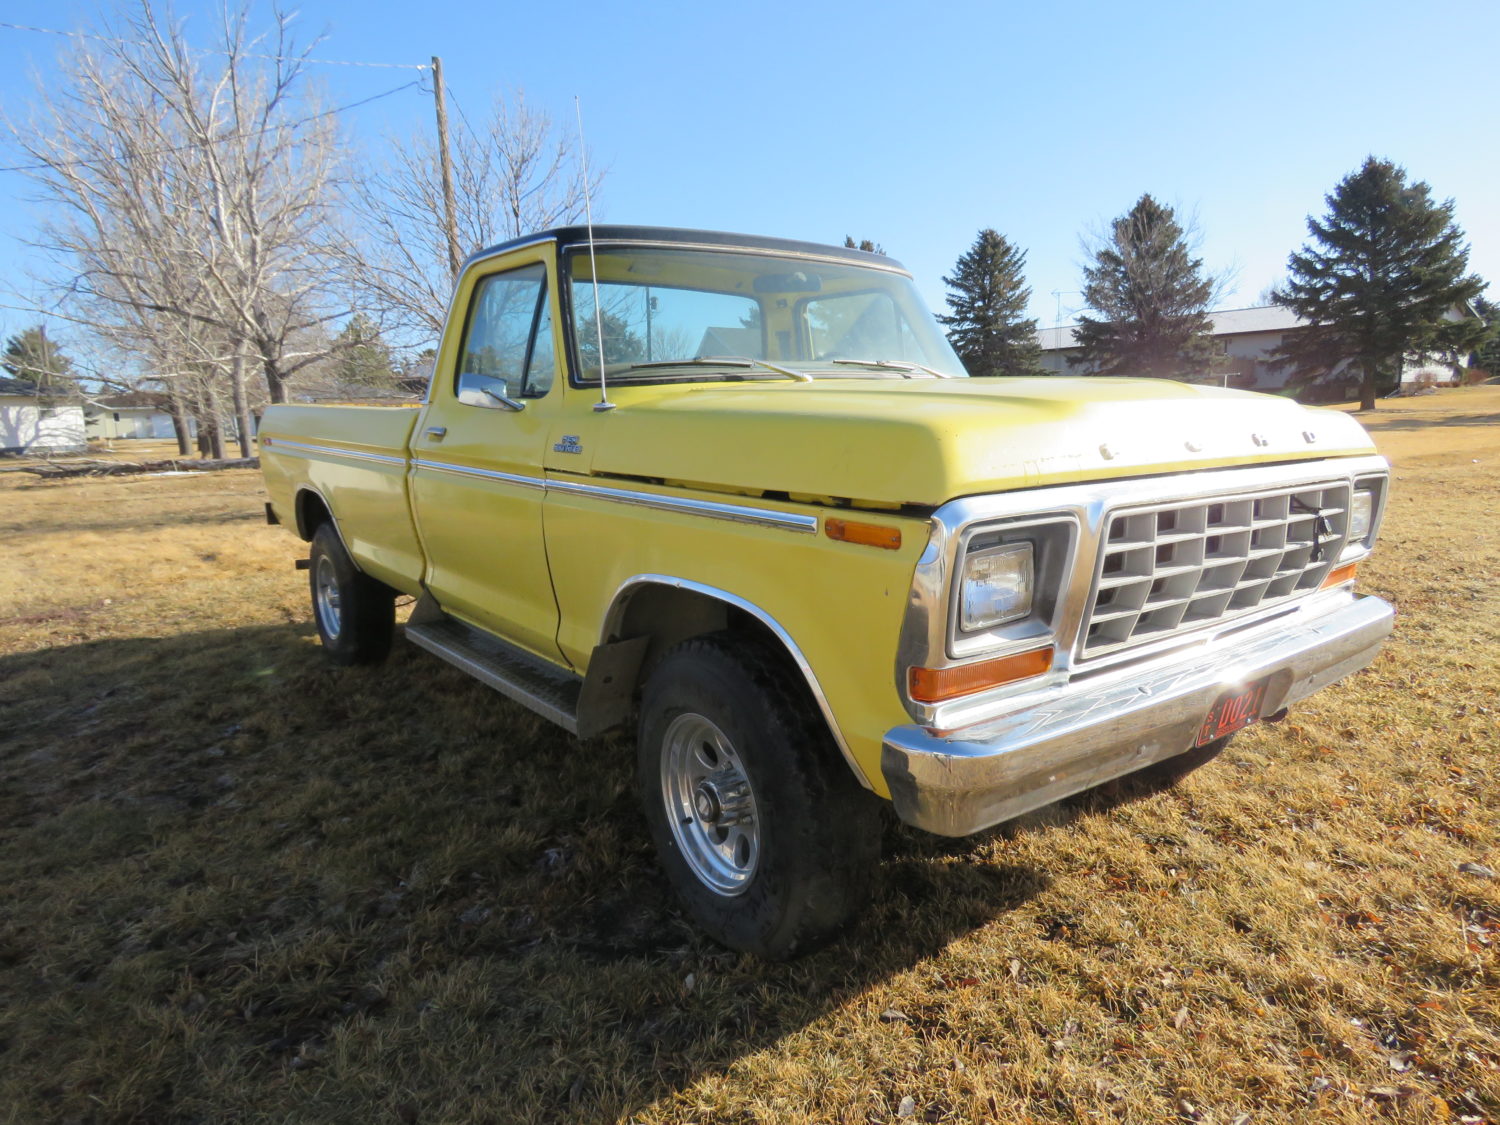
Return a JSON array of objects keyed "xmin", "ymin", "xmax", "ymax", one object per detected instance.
[
  {"xmin": 895, "ymin": 454, "xmax": 1390, "ymax": 731},
  {"xmin": 602, "ymin": 574, "xmax": 871, "ymax": 790},
  {"xmin": 882, "ymin": 592, "xmax": 1394, "ymax": 836},
  {"xmin": 408, "ymin": 459, "xmax": 818, "ymax": 532},
  {"xmin": 263, "ymin": 436, "xmax": 408, "ymax": 468},
  {"xmin": 411, "ymin": 457, "xmax": 547, "ymax": 491},
  {"xmin": 545, "ymin": 477, "xmax": 819, "ymax": 533}
]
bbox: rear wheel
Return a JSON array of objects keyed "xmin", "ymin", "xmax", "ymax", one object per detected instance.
[
  {"xmin": 308, "ymin": 523, "xmax": 395, "ymax": 665},
  {"xmin": 637, "ymin": 632, "xmax": 880, "ymax": 959}
]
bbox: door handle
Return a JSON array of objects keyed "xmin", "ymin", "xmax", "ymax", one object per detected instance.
[{"xmin": 425, "ymin": 426, "xmax": 447, "ymax": 440}]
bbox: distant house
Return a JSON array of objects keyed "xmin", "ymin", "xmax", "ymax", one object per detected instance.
[
  {"xmin": 0, "ymin": 377, "xmax": 86, "ymax": 454},
  {"xmin": 1036, "ymin": 304, "xmax": 1481, "ymax": 397},
  {"xmin": 83, "ymin": 393, "xmax": 193, "ymax": 441},
  {"xmin": 697, "ymin": 326, "xmax": 762, "ymax": 356}
]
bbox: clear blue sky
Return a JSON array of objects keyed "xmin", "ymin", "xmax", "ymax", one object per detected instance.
[{"xmin": 3, "ymin": 0, "xmax": 1497, "ymax": 347}]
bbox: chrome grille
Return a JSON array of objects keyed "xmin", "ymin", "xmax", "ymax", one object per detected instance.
[{"xmin": 1080, "ymin": 482, "xmax": 1350, "ymax": 659}]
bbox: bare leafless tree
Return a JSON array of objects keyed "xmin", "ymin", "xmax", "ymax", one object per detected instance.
[
  {"xmin": 345, "ymin": 89, "xmax": 604, "ymax": 345},
  {"xmin": 6, "ymin": 1, "xmax": 351, "ymax": 453}
]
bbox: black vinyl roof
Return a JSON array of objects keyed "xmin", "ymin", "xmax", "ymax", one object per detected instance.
[{"xmin": 467, "ymin": 225, "xmax": 905, "ymax": 271}]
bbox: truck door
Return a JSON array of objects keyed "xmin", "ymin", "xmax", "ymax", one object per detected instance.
[{"xmin": 409, "ymin": 255, "xmax": 567, "ymax": 663}]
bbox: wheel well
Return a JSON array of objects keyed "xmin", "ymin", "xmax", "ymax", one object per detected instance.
[
  {"xmin": 602, "ymin": 581, "xmax": 856, "ymax": 779},
  {"xmin": 610, "ymin": 583, "xmax": 728, "ymax": 668},
  {"xmin": 295, "ymin": 489, "xmax": 333, "ymax": 541}
]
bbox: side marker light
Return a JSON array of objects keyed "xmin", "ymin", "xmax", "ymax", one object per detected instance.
[
  {"xmin": 1321, "ymin": 562, "xmax": 1358, "ymax": 589},
  {"xmin": 825, "ymin": 518, "xmax": 902, "ymax": 550}
]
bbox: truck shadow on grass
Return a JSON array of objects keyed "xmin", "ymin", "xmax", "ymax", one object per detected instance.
[
  {"xmin": 0, "ymin": 623, "xmax": 1181, "ymax": 1124},
  {"xmin": 1356, "ymin": 409, "xmax": 1500, "ymax": 431}
]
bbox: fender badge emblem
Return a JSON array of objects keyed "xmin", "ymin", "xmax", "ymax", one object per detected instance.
[
  {"xmin": 1302, "ymin": 430, "xmax": 1317, "ymax": 444},
  {"xmin": 553, "ymin": 435, "xmax": 583, "ymax": 455},
  {"xmin": 1099, "ymin": 443, "xmax": 1117, "ymax": 460},
  {"xmin": 1184, "ymin": 439, "xmax": 1202, "ymax": 453},
  {"xmin": 1251, "ymin": 433, "xmax": 1270, "ymax": 447}
]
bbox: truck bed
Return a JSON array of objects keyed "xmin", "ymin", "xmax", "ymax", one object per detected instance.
[{"xmin": 260, "ymin": 404, "xmax": 426, "ymax": 594}]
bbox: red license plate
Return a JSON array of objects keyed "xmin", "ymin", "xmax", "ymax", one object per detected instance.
[{"xmin": 1196, "ymin": 677, "xmax": 1270, "ymax": 746}]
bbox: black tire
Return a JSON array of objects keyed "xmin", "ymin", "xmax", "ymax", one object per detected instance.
[
  {"xmin": 637, "ymin": 631, "xmax": 880, "ymax": 959},
  {"xmin": 308, "ymin": 522, "xmax": 396, "ymax": 666}
]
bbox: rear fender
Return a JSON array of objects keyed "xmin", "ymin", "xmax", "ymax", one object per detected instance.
[{"xmin": 294, "ymin": 485, "xmax": 362, "ymax": 572}]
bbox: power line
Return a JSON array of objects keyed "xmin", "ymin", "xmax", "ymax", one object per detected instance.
[
  {"xmin": 0, "ymin": 78, "xmax": 423, "ymax": 175},
  {"xmin": 0, "ymin": 21, "xmax": 427, "ymax": 70},
  {"xmin": 444, "ymin": 85, "xmax": 485, "ymax": 150}
]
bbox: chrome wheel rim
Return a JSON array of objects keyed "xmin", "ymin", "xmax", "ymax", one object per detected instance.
[
  {"xmin": 661, "ymin": 712, "xmax": 760, "ymax": 896},
  {"xmin": 314, "ymin": 555, "xmax": 342, "ymax": 639}
]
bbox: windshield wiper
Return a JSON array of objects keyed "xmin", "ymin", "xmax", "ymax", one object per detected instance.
[
  {"xmin": 624, "ymin": 356, "xmax": 813, "ymax": 383},
  {"xmin": 829, "ymin": 358, "xmax": 955, "ymax": 379}
]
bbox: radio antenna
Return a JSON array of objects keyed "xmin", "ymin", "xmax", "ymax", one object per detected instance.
[{"xmin": 574, "ymin": 96, "xmax": 614, "ymax": 413}]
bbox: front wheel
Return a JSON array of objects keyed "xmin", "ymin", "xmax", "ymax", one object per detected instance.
[
  {"xmin": 308, "ymin": 523, "xmax": 395, "ymax": 665},
  {"xmin": 637, "ymin": 632, "xmax": 880, "ymax": 959}
]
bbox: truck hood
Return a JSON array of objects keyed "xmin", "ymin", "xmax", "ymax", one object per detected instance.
[{"xmin": 581, "ymin": 377, "xmax": 1378, "ymax": 509}]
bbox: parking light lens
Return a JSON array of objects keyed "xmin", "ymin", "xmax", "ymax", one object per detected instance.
[
  {"xmin": 1321, "ymin": 562, "xmax": 1358, "ymax": 589},
  {"xmin": 909, "ymin": 646, "xmax": 1054, "ymax": 703}
]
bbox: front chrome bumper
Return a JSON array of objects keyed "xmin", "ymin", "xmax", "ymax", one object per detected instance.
[{"xmin": 881, "ymin": 592, "xmax": 1394, "ymax": 837}]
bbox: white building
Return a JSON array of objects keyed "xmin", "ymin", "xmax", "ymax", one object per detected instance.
[
  {"xmin": 0, "ymin": 377, "xmax": 86, "ymax": 454},
  {"xmin": 1037, "ymin": 305, "xmax": 1479, "ymax": 398},
  {"xmin": 84, "ymin": 393, "xmax": 194, "ymax": 441}
]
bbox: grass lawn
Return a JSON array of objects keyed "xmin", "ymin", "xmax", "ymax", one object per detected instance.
[{"xmin": 2, "ymin": 388, "xmax": 1497, "ymax": 1124}]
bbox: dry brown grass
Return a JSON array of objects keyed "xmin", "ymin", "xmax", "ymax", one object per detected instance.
[{"xmin": 2, "ymin": 389, "xmax": 1497, "ymax": 1125}]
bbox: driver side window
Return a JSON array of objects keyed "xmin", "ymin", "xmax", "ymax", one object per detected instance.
[{"xmin": 455, "ymin": 263, "xmax": 555, "ymax": 404}]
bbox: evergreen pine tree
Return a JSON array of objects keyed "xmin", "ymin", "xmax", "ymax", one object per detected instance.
[
  {"xmin": 1472, "ymin": 295, "xmax": 1500, "ymax": 378},
  {"xmin": 1273, "ymin": 157, "xmax": 1486, "ymax": 410},
  {"xmin": 843, "ymin": 236, "xmax": 886, "ymax": 254},
  {"xmin": 938, "ymin": 229, "xmax": 1043, "ymax": 377},
  {"xmin": 2, "ymin": 326, "xmax": 77, "ymax": 392},
  {"xmin": 1072, "ymin": 195, "xmax": 1216, "ymax": 378},
  {"xmin": 330, "ymin": 314, "xmax": 397, "ymax": 387}
]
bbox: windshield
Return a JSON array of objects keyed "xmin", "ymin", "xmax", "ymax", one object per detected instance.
[{"xmin": 563, "ymin": 244, "xmax": 968, "ymax": 382}]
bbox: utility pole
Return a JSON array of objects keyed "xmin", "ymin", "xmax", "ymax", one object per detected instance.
[
  {"xmin": 431, "ymin": 56, "xmax": 462, "ymax": 282},
  {"xmin": 1049, "ymin": 291, "xmax": 1082, "ymax": 374}
]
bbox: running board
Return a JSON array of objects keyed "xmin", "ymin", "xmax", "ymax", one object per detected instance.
[{"xmin": 405, "ymin": 613, "xmax": 582, "ymax": 735}]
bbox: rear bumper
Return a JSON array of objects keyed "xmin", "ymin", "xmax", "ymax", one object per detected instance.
[{"xmin": 880, "ymin": 593, "xmax": 1393, "ymax": 836}]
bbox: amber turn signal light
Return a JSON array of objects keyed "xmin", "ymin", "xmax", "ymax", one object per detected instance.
[
  {"xmin": 825, "ymin": 517, "xmax": 902, "ymax": 550},
  {"xmin": 1321, "ymin": 562, "xmax": 1358, "ymax": 589},
  {"xmin": 908, "ymin": 646, "xmax": 1054, "ymax": 703}
]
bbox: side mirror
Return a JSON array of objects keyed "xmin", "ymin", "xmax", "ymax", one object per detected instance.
[{"xmin": 456, "ymin": 381, "xmax": 526, "ymax": 412}]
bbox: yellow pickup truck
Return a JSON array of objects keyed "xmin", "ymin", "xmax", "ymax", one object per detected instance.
[{"xmin": 260, "ymin": 226, "xmax": 1393, "ymax": 958}]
